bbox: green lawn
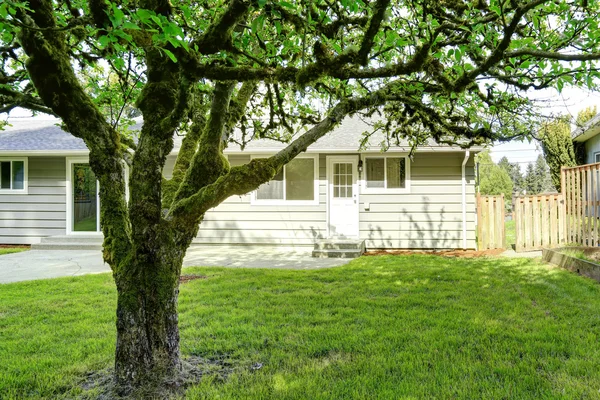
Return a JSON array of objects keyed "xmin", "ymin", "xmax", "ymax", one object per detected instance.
[
  {"xmin": 0, "ymin": 247, "xmax": 28, "ymax": 256},
  {"xmin": 2, "ymin": 255, "xmax": 600, "ymax": 399},
  {"xmin": 505, "ymin": 219, "xmax": 515, "ymax": 249}
]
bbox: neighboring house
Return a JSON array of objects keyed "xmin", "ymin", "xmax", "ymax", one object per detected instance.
[
  {"xmin": 572, "ymin": 112, "xmax": 600, "ymax": 163},
  {"xmin": 0, "ymin": 116, "xmax": 480, "ymax": 249}
]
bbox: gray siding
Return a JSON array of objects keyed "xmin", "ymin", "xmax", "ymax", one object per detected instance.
[
  {"xmin": 0, "ymin": 157, "xmax": 66, "ymax": 244},
  {"xmin": 360, "ymin": 152, "xmax": 476, "ymax": 249},
  {"xmin": 191, "ymin": 154, "xmax": 327, "ymax": 246},
  {"xmin": 165, "ymin": 152, "xmax": 477, "ymax": 249},
  {"xmin": 585, "ymin": 135, "xmax": 600, "ymax": 164},
  {"xmin": 0, "ymin": 152, "xmax": 477, "ymax": 249}
]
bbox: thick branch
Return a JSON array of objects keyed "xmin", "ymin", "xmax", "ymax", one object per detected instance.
[
  {"xmin": 358, "ymin": 0, "xmax": 391, "ymax": 66},
  {"xmin": 172, "ymin": 81, "xmax": 235, "ymax": 204},
  {"xmin": 191, "ymin": 0, "xmax": 251, "ymax": 54}
]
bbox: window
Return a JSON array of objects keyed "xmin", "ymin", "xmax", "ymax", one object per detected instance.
[
  {"xmin": 253, "ymin": 156, "xmax": 318, "ymax": 204},
  {"xmin": 363, "ymin": 156, "xmax": 409, "ymax": 193},
  {"xmin": 595, "ymin": 152, "xmax": 600, "ymax": 163},
  {"xmin": 0, "ymin": 158, "xmax": 27, "ymax": 193}
]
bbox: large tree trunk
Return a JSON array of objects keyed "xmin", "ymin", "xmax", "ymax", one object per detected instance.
[{"xmin": 113, "ymin": 245, "xmax": 185, "ymax": 394}]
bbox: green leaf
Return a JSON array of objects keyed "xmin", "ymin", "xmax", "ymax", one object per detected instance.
[
  {"xmin": 122, "ymin": 22, "xmax": 140, "ymax": 30},
  {"xmin": 162, "ymin": 48, "xmax": 178, "ymax": 63},
  {"xmin": 279, "ymin": 1, "xmax": 295, "ymax": 9}
]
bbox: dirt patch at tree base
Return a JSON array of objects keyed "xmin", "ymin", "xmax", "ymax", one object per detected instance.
[
  {"xmin": 78, "ymin": 354, "xmax": 247, "ymax": 399},
  {"xmin": 365, "ymin": 248, "xmax": 505, "ymax": 258}
]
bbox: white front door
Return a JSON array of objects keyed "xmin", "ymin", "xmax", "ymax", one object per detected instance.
[{"xmin": 327, "ymin": 156, "xmax": 359, "ymax": 238}]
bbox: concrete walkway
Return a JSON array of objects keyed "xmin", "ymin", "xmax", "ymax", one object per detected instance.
[{"xmin": 0, "ymin": 246, "xmax": 352, "ymax": 284}]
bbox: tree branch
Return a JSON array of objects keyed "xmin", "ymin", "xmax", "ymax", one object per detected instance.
[{"xmin": 358, "ymin": 0, "xmax": 391, "ymax": 66}]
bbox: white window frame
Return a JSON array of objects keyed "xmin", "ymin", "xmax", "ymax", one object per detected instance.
[
  {"xmin": 595, "ymin": 152, "xmax": 600, "ymax": 163},
  {"xmin": 0, "ymin": 157, "xmax": 28, "ymax": 194},
  {"xmin": 361, "ymin": 154, "xmax": 411, "ymax": 194},
  {"xmin": 250, "ymin": 154, "xmax": 320, "ymax": 206}
]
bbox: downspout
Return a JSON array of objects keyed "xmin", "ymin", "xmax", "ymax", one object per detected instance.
[{"xmin": 461, "ymin": 150, "xmax": 470, "ymax": 250}]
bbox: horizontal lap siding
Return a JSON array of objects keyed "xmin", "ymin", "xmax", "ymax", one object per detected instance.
[
  {"xmin": 163, "ymin": 152, "xmax": 477, "ymax": 249},
  {"xmin": 162, "ymin": 154, "xmax": 327, "ymax": 246},
  {"xmin": 360, "ymin": 153, "xmax": 476, "ymax": 249},
  {"xmin": 0, "ymin": 157, "xmax": 66, "ymax": 244}
]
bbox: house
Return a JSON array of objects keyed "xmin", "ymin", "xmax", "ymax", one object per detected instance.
[
  {"xmin": 0, "ymin": 116, "xmax": 480, "ymax": 250},
  {"xmin": 572, "ymin": 113, "xmax": 600, "ymax": 163}
]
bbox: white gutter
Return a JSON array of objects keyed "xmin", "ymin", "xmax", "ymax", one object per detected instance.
[{"xmin": 461, "ymin": 150, "xmax": 470, "ymax": 250}]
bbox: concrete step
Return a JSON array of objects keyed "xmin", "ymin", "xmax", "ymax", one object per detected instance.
[
  {"xmin": 31, "ymin": 242, "xmax": 103, "ymax": 251},
  {"xmin": 314, "ymin": 240, "xmax": 366, "ymax": 251},
  {"xmin": 312, "ymin": 239, "xmax": 365, "ymax": 258},
  {"xmin": 39, "ymin": 235, "xmax": 103, "ymax": 244},
  {"xmin": 312, "ymin": 249, "xmax": 363, "ymax": 258}
]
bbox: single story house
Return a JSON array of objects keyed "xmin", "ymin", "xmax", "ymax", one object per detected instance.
[
  {"xmin": 0, "ymin": 116, "xmax": 479, "ymax": 249},
  {"xmin": 572, "ymin": 112, "xmax": 600, "ymax": 164}
]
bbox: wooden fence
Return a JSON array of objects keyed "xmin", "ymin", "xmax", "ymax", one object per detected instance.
[
  {"xmin": 477, "ymin": 194, "xmax": 505, "ymax": 250},
  {"xmin": 561, "ymin": 163, "xmax": 600, "ymax": 246},
  {"xmin": 513, "ymin": 194, "xmax": 565, "ymax": 252}
]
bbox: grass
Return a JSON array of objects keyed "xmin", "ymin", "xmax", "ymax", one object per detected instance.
[
  {"xmin": 2, "ymin": 255, "xmax": 600, "ymax": 399},
  {"xmin": 0, "ymin": 247, "xmax": 28, "ymax": 256},
  {"xmin": 505, "ymin": 219, "xmax": 515, "ymax": 249}
]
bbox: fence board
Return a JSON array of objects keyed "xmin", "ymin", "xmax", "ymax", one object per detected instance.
[
  {"xmin": 562, "ymin": 163, "xmax": 600, "ymax": 247},
  {"xmin": 514, "ymin": 194, "xmax": 564, "ymax": 252},
  {"xmin": 477, "ymin": 194, "xmax": 505, "ymax": 250}
]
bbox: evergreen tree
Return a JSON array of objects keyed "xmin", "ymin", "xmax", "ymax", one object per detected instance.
[
  {"xmin": 534, "ymin": 155, "xmax": 554, "ymax": 193},
  {"xmin": 498, "ymin": 156, "xmax": 524, "ymax": 194},
  {"xmin": 524, "ymin": 163, "xmax": 537, "ymax": 194},
  {"xmin": 540, "ymin": 116, "xmax": 577, "ymax": 191},
  {"xmin": 576, "ymin": 106, "xmax": 598, "ymax": 128}
]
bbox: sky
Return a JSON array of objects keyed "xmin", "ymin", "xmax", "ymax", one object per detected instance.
[{"xmin": 490, "ymin": 86, "xmax": 600, "ymax": 170}]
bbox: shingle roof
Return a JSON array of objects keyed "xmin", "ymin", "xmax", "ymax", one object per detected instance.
[
  {"xmin": 0, "ymin": 117, "xmax": 87, "ymax": 151},
  {"xmin": 1, "ymin": 115, "xmax": 479, "ymax": 154}
]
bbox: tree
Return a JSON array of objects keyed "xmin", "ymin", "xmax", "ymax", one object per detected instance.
[
  {"xmin": 3, "ymin": 0, "xmax": 600, "ymax": 395},
  {"xmin": 476, "ymin": 150, "xmax": 513, "ymax": 197},
  {"xmin": 540, "ymin": 116, "xmax": 577, "ymax": 190},
  {"xmin": 498, "ymin": 156, "xmax": 524, "ymax": 194},
  {"xmin": 524, "ymin": 163, "xmax": 537, "ymax": 194},
  {"xmin": 533, "ymin": 154, "xmax": 554, "ymax": 193},
  {"xmin": 576, "ymin": 106, "xmax": 598, "ymax": 128}
]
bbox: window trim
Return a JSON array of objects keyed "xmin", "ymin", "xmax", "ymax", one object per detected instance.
[
  {"xmin": 250, "ymin": 154, "xmax": 320, "ymax": 206},
  {"xmin": 360, "ymin": 154, "xmax": 411, "ymax": 194},
  {"xmin": 595, "ymin": 152, "xmax": 600, "ymax": 164},
  {"xmin": 0, "ymin": 157, "xmax": 28, "ymax": 194}
]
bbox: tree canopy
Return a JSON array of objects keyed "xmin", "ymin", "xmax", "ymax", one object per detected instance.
[
  {"xmin": 477, "ymin": 150, "xmax": 513, "ymax": 198},
  {"xmin": 3, "ymin": 0, "xmax": 600, "ymax": 396}
]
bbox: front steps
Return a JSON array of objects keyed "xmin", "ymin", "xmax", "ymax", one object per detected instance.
[
  {"xmin": 312, "ymin": 239, "xmax": 366, "ymax": 258},
  {"xmin": 31, "ymin": 235, "xmax": 103, "ymax": 250}
]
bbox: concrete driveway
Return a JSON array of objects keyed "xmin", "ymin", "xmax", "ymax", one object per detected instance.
[{"xmin": 0, "ymin": 246, "xmax": 352, "ymax": 284}]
